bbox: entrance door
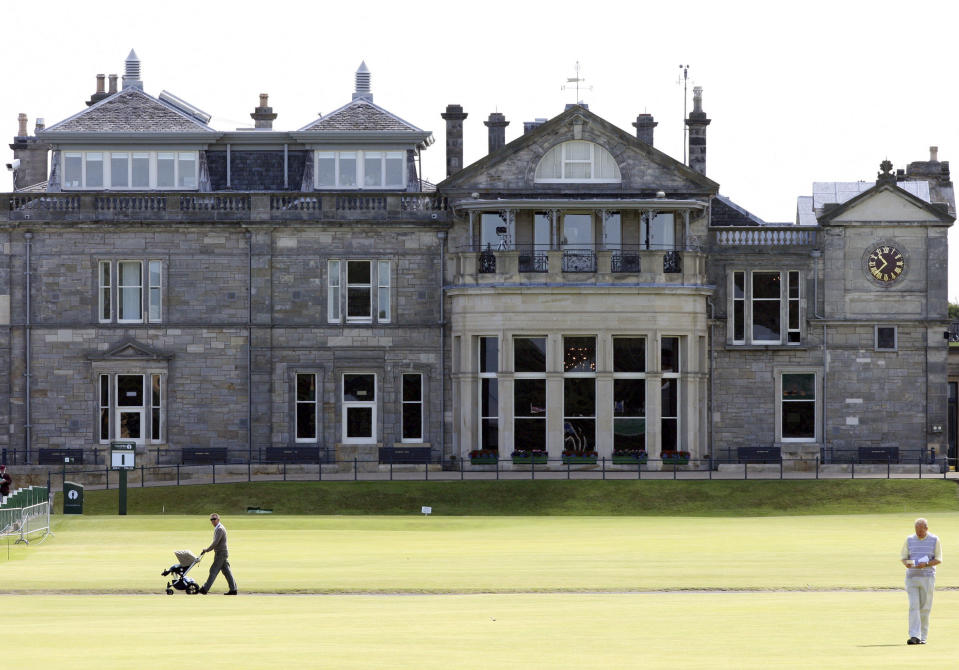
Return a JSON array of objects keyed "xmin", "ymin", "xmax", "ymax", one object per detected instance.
[{"xmin": 115, "ymin": 374, "xmax": 145, "ymax": 442}]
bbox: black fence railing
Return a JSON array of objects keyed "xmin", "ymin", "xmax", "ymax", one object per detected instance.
[{"xmin": 17, "ymin": 454, "xmax": 954, "ymax": 496}]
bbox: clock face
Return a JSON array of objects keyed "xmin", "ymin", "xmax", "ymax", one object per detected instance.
[{"xmin": 867, "ymin": 245, "xmax": 905, "ymax": 283}]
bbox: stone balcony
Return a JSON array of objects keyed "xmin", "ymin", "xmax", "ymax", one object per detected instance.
[
  {"xmin": 0, "ymin": 191, "xmax": 450, "ymax": 224},
  {"xmin": 452, "ymin": 244, "xmax": 707, "ymax": 286}
]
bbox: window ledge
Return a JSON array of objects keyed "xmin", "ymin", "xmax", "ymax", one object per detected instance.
[{"xmin": 725, "ymin": 344, "xmax": 809, "ymax": 351}]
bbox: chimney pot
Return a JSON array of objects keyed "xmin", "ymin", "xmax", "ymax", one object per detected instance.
[
  {"xmin": 96, "ymin": 74, "xmax": 106, "ymax": 93},
  {"xmin": 930, "ymin": 146, "xmax": 939, "ymax": 162},
  {"xmin": 260, "ymin": 93, "xmax": 269, "ymax": 107},
  {"xmin": 17, "ymin": 113, "xmax": 27, "ymax": 137},
  {"xmin": 109, "ymin": 74, "xmax": 118, "ymax": 94}
]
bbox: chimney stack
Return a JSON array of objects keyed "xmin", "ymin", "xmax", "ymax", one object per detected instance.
[
  {"xmin": 441, "ymin": 104, "xmax": 468, "ymax": 177},
  {"xmin": 34, "ymin": 118, "xmax": 44, "ymax": 133},
  {"xmin": 10, "ymin": 113, "xmax": 50, "ymax": 191},
  {"xmin": 352, "ymin": 61, "xmax": 372, "ymax": 102},
  {"xmin": 87, "ymin": 74, "xmax": 110, "ymax": 106},
  {"xmin": 484, "ymin": 112, "xmax": 509, "ymax": 154},
  {"xmin": 122, "ymin": 49, "xmax": 143, "ymax": 91},
  {"xmin": 251, "ymin": 93, "xmax": 277, "ymax": 129},
  {"xmin": 685, "ymin": 86, "xmax": 711, "ymax": 175},
  {"xmin": 108, "ymin": 74, "xmax": 118, "ymax": 94},
  {"xmin": 633, "ymin": 113, "xmax": 657, "ymax": 146}
]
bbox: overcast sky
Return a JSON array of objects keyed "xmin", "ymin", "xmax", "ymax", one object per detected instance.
[{"xmin": 5, "ymin": 0, "xmax": 959, "ymax": 298}]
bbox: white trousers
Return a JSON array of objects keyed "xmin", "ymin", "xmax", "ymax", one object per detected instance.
[{"xmin": 905, "ymin": 575, "xmax": 935, "ymax": 641}]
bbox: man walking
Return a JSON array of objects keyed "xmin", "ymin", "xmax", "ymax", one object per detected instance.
[
  {"xmin": 900, "ymin": 517, "xmax": 942, "ymax": 644},
  {"xmin": 199, "ymin": 513, "xmax": 238, "ymax": 595}
]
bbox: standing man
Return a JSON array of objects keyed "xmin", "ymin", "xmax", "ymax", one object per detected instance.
[
  {"xmin": 900, "ymin": 517, "xmax": 942, "ymax": 644},
  {"xmin": 0, "ymin": 465, "xmax": 12, "ymax": 498},
  {"xmin": 199, "ymin": 513, "xmax": 238, "ymax": 595}
]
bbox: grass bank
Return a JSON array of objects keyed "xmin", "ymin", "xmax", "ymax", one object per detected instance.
[{"xmin": 70, "ymin": 479, "xmax": 959, "ymax": 516}]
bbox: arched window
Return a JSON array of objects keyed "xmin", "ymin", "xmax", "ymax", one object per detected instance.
[{"xmin": 534, "ymin": 141, "xmax": 621, "ymax": 183}]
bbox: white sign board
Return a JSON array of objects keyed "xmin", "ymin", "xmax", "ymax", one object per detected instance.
[{"xmin": 111, "ymin": 442, "xmax": 136, "ymax": 470}]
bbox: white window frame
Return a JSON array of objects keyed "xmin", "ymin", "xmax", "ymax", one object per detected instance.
[
  {"xmin": 97, "ymin": 371, "xmax": 166, "ymax": 445},
  {"xmin": 342, "ymin": 373, "xmax": 377, "ymax": 444},
  {"xmin": 313, "ymin": 150, "xmax": 407, "ymax": 190},
  {"xmin": 534, "ymin": 141, "xmax": 622, "ymax": 183},
  {"xmin": 776, "ymin": 369, "xmax": 821, "ymax": 443},
  {"xmin": 99, "ymin": 260, "xmax": 163, "ymax": 324},
  {"xmin": 61, "ymin": 150, "xmax": 199, "ymax": 190},
  {"xmin": 401, "ymin": 373, "xmax": 424, "ymax": 443},
  {"xmin": 513, "ymin": 336, "xmax": 548, "ymax": 452},
  {"xmin": 478, "ymin": 336, "xmax": 499, "ymax": 452},
  {"xmin": 730, "ymin": 270, "xmax": 802, "ymax": 346},
  {"xmin": 327, "ymin": 260, "xmax": 341, "ymax": 322},
  {"xmin": 115, "ymin": 373, "xmax": 146, "ymax": 444},
  {"xmin": 660, "ymin": 336, "xmax": 681, "ymax": 452},
  {"xmin": 563, "ymin": 336, "xmax": 597, "ymax": 453},
  {"xmin": 295, "ymin": 372, "xmax": 320, "ymax": 444},
  {"xmin": 150, "ymin": 373, "xmax": 164, "ymax": 443},
  {"xmin": 875, "ymin": 325, "xmax": 898, "ymax": 352},
  {"xmin": 117, "ymin": 260, "xmax": 144, "ymax": 324},
  {"xmin": 328, "ymin": 259, "xmax": 391, "ymax": 325},
  {"xmin": 612, "ymin": 336, "xmax": 647, "ymax": 453}
]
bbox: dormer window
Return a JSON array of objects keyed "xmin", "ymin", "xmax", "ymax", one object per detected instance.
[
  {"xmin": 534, "ymin": 141, "xmax": 621, "ymax": 183},
  {"xmin": 315, "ymin": 150, "xmax": 406, "ymax": 189},
  {"xmin": 62, "ymin": 150, "xmax": 198, "ymax": 190}
]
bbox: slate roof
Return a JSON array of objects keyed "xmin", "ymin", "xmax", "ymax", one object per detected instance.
[
  {"xmin": 43, "ymin": 88, "xmax": 215, "ymax": 133},
  {"xmin": 298, "ymin": 100, "xmax": 424, "ymax": 133},
  {"xmin": 710, "ymin": 195, "xmax": 767, "ymax": 226}
]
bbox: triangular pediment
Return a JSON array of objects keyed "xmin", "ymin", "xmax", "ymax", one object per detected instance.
[
  {"xmin": 43, "ymin": 88, "xmax": 215, "ymax": 134},
  {"xmin": 87, "ymin": 338, "xmax": 173, "ymax": 362},
  {"xmin": 820, "ymin": 184, "xmax": 953, "ymax": 225},
  {"xmin": 438, "ymin": 105, "xmax": 718, "ymax": 196}
]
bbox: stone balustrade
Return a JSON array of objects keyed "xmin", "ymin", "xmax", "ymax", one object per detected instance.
[{"xmin": 1, "ymin": 192, "xmax": 450, "ymax": 223}]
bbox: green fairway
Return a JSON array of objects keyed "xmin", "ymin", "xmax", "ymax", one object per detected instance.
[
  {"xmin": 5, "ymin": 511, "xmax": 958, "ymax": 667},
  {"xmin": 7, "ymin": 591, "xmax": 959, "ymax": 669},
  {"xmin": 2, "ymin": 513, "xmax": 957, "ymax": 592}
]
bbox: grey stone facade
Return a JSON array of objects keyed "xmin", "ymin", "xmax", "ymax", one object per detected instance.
[{"xmin": 2, "ymin": 55, "xmax": 954, "ymax": 469}]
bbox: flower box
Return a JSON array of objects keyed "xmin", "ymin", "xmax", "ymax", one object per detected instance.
[
  {"xmin": 612, "ymin": 452, "xmax": 648, "ymax": 465},
  {"xmin": 562, "ymin": 452, "xmax": 598, "ymax": 465},
  {"xmin": 661, "ymin": 450, "xmax": 690, "ymax": 465},
  {"xmin": 469, "ymin": 450, "xmax": 498, "ymax": 465},
  {"xmin": 512, "ymin": 450, "xmax": 548, "ymax": 465}
]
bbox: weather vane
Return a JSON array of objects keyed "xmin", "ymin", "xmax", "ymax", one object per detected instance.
[
  {"xmin": 562, "ymin": 61, "xmax": 592, "ymax": 105},
  {"xmin": 678, "ymin": 64, "xmax": 690, "ymax": 163}
]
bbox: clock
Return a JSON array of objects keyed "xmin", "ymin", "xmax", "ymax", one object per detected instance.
[{"xmin": 867, "ymin": 245, "xmax": 905, "ymax": 284}]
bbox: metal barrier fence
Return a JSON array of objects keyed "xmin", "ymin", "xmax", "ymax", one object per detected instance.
[
  {"xmin": 36, "ymin": 456, "xmax": 955, "ymax": 493},
  {"xmin": 1, "ymin": 497, "xmax": 52, "ymax": 544}
]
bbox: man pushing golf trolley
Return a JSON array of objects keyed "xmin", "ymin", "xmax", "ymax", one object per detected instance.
[{"xmin": 161, "ymin": 512, "xmax": 238, "ymax": 596}]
